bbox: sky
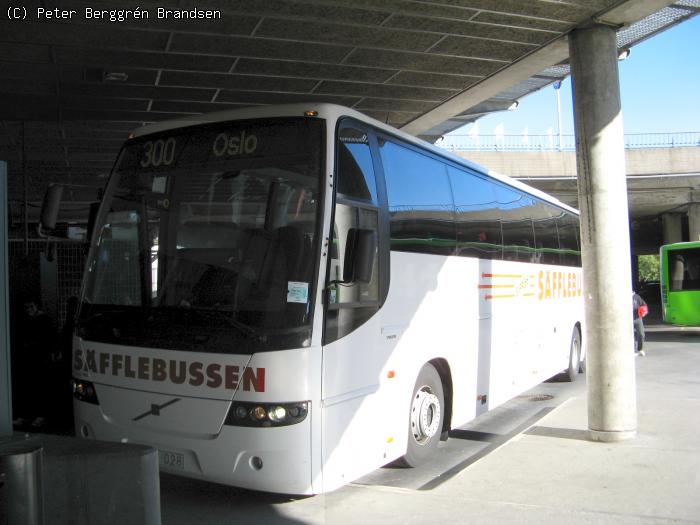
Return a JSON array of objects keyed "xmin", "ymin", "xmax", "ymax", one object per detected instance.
[{"xmin": 446, "ymin": 14, "xmax": 700, "ymax": 140}]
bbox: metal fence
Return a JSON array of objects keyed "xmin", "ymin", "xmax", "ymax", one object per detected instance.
[
  {"xmin": 439, "ymin": 132, "xmax": 700, "ymax": 152},
  {"xmin": 8, "ymin": 239, "xmax": 85, "ymax": 328}
]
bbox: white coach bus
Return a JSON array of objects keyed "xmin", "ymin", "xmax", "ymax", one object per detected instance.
[{"xmin": 69, "ymin": 104, "xmax": 584, "ymax": 494}]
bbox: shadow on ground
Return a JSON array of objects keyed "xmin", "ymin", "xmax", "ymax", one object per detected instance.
[{"xmin": 160, "ymin": 473, "xmax": 311, "ymax": 525}]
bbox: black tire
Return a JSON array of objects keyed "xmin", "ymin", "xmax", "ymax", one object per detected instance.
[
  {"xmin": 565, "ymin": 327, "xmax": 582, "ymax": 382},
  {"xmin": 398, "ymin": 364, "xmax": 444, "ymax": 467}
]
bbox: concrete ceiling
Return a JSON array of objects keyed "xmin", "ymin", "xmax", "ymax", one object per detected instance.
[{"xmin": 1, "ymin": 0, "xmax": 698, "ymax": 222}]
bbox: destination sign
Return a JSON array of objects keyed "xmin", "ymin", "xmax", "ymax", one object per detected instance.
[
  {"xmin": 115, "ymin": 118, "xmax": 323, "ymax": 174},
  {"xmin": 212, "ymin": 130, "xmax": 258, "ymax": 157}
]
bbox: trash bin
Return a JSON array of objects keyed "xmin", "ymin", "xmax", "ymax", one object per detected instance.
[{"xmin": 0, "ymin": 442, "xmax": 43, "ymax": 525}]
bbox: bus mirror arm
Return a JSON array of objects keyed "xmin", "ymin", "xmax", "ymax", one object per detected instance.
[{"xmin": 38, "ymin": 184, "xmax": 102, "ymax": 241}]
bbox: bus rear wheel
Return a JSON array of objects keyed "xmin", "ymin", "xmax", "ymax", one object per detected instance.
[
  {"xmin": 398, "ymin": 364, "xmax": 444, "ymax": 467},
  {"xmin": 565, "ymin": 327, "xmax": 582, "ymax": 382}
]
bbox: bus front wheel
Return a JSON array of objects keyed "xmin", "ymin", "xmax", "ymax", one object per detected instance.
[{"xmin": 398, "ymin": 364, "xmax": 444, "ymax": 467}]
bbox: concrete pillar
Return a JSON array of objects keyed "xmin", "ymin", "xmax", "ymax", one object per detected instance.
[
  {"xmin": 688, "ymin": 204, "xmax": 700, "ymax": 242},
  {"xmin": 569, "ymin": 25, "xmax": 636, "ymax": 442},
  {"xmin": 662, "ymin": 213, "xmax": 683, "ymax": 245},
  {"xmin": 631, "ymin": 256, "xmax": 639, "ymax": 291}
]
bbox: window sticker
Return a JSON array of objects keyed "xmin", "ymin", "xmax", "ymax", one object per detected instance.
[
  {"xmin": 152, "ymin": 176, "xmax": 167, "ymax": 193},
  {"xmin": 287, "ymin": 282, "xmax": 309, "ymax": 303}
]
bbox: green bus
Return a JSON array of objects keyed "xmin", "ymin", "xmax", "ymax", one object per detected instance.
[{"xmin": 660, "ymin": 241, "xmax": 700, "ymax": 326}]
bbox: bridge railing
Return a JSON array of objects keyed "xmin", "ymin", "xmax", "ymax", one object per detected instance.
[{"xmin": 438, "ymin": 132, "xmax": 700, "ymax": 151}]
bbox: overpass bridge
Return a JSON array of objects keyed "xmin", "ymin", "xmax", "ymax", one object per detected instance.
[{"xmin": 443, "ymin": 133, "xmax": 700, "ymax": 254}]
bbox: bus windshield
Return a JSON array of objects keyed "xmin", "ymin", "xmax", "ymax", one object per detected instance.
[{"xmin": 79, "ymin": 117, "xmax": 324, "ymax": 354}]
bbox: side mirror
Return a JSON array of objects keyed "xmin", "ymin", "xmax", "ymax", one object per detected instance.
[
  {"xmin": 343, "ymin": 228, "xmax": 376, "ymax": 284},
  {"xmin": 40, "ymin": 184, "xmax": 64, "ymax": 231}
]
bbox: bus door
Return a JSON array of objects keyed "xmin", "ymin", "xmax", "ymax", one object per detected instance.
[{"xmin": 320, "ymin": 122, "xmax": 391, "ymax": 489}]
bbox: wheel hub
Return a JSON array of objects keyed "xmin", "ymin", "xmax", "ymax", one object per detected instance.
[{"xmin": 410, "ymin": 387, "xmax": 441, "ymax": 444}]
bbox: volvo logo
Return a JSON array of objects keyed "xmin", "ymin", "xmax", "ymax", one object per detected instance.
[{"xmin": 133, "ymin": 398, "xmax": 181, "ymax": 421}]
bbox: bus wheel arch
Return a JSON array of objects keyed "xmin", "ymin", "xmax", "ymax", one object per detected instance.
[
  {"xmin": 397, "ymin": 361, "xmax": 448, "ymax": 467},
  {"xmin": 429, "ymin": 358, "xmax": 453, "ymax": 441}
]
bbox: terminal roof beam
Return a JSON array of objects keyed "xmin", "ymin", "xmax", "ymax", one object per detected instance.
[{"xmin": 402, "ymin": 0, "xmax": 682, "ymax": 139}]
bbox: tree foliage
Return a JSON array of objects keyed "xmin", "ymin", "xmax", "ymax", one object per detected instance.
[{"xmin": 638, "ymin": 254, "xmax": 660, "ymax": 282}]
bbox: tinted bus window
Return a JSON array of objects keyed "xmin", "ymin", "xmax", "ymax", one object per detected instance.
[
  {"xmin": 557, "ymin": 214, "xmax": 582, "ymax": 267},
  {"xmin": 493, "ymin": 185, "xmax": 536, "ymax": 263},
  {"xmin": 379, "ymin": 139, "xmax": 455, "ymax": 256},
  {"xmin": 669, "ymin": 247, "xmax": 700, "ymax": 291},
  {"xmin": 337, "ymin": 127, "xmax": 378, "ymax": 204},
  {"xmin": 532, "ymin": 204, "xmax": 561, "ymax": 265},
  {"xmin": 448, "ymin": 166, "xmax": 502, "ymax": 259},
  {"xmin": 82, "ymin": 118, "xmax": 324, "ymax": 354}
]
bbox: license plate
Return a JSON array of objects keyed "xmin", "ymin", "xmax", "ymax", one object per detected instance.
[{"xmin": 159, "ymin": 450, "xmax": 185, "ymax": 470}]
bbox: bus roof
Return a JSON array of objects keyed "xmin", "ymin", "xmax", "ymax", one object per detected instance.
[
  {"xmin": 662, "ymin": 241, "xmax": 700, "ymax": 250},
  {"xmin": 131, "ymin": 103, "xmax": 578, "ymax": 216}
]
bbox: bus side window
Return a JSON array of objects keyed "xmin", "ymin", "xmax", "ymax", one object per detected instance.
[
  {"xmin": 449, "ymin": 167, "xmax": 501, "ymax": 259},
  {"xmin": 325, "ymin": 125, "xmax": 380, "ymax": 344},
  {"xmin": 379, "ymin": 140, "xmax": 455, "ymax": 256},
  {"xmin": 685, "ymin": 252, "xmax": 700, "ymax": 289},
  {"xmin": 336, "ymin": 127, "xmax": 378, "ymax": 205},
  {"xmin": 532, "ymin": 204, "xmax": 560, "ymax": 265},
  {"xmin": 671, "ymin": 254, "xmax": 685, "ymax": 290},
  {"xmin": 670, "ymin": 248, "xmax": 700, "ymax": 291},
  {"xmin": 494, "ymin": 185, "xmax": 536, "ymax": 263},
  {"xmin": 557, "ymin": 214, "xmax": 582, "ymax": 267}
]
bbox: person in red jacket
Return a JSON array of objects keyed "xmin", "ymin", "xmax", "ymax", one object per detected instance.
[{"xmin": 633, "ymin": 291, "xmax": 648, "ymax": 356}]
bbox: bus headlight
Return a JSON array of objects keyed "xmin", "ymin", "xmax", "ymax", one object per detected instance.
[
  {"xmin": 268, "ymin": 406, "xmax": 287, "ymax": 423},
  {"xmin": 224, "ymin": 401, "xmax": 308, "ymax": 427},
  {"xmin": 234, "ymin": 405, "xmax": 248, "ymax": 420},
  {"xmin": 72, "ymin": 378, "xmax": 100, "ymax": 405}
]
